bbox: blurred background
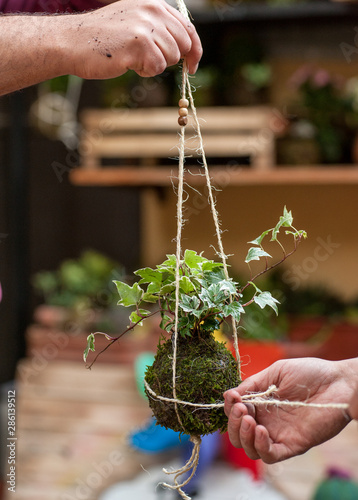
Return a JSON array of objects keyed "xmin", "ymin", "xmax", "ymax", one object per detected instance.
[{"xmin": 1, "ymin": 0, "xmax": 358, "ymax": 499}]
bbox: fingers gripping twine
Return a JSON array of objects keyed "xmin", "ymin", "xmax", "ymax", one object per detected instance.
[{"xmin": 145, "ymin": 381, "xmax": 350, "ymax": 411}]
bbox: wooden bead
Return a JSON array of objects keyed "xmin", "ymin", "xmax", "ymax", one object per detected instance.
[
  {"xmin": 178, "ymin": 98, "xmax": 189, "ymax": 108},
  {"xmin": 178, "ymin": 107, "xmax": 188, "ymax": 117},
  {"xmin": 178, "ymin": 116, "xmax": 188, "ymax": 127}
]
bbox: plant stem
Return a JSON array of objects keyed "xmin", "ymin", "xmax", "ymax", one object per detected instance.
[
  {"xmin": 240, "ymin": 233, "xmax": 303, "ymax": 294},
  {"xmin": 86, "ymin": 309, "xmax": 159, "ymax": 369}
]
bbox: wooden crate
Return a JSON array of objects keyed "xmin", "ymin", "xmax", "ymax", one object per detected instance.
[
  {"xmin": 71, "ymin": 106, "xmax": 279, "ymax": 187},
  {"xmin": 5, "ymin": 360, "xmax": 161, "ymax": 500}
]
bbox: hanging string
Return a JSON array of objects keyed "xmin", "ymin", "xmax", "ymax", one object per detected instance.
[
  {"xmin": 145, "ymin": 380, "xmax": 350, "ymax": 412},
  {"xmin": 175, "ymin": 0, "xmax": 241, "ymax": 377},
  {"xmin": 172, "ymin": 62, "xmax": 188, "ymax": 433},
  {"xmin": 184, "ymin": 72, "xmax": 241, "ymax": 377},
  {"xmin": 175, "ymin": 0, "xmax": 241, "ymax": 376},
  {"xmin": 164, "ymin": 1, "xmax": 242, "ymax": 497}
]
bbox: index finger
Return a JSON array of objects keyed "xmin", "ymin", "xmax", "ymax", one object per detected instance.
[{"xmin": 223, "ymin": 388, "xmax": 242, "ymax": 417}]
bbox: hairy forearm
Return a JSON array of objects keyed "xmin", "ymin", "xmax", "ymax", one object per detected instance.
[
  {"xmin": 0, "ymin": 14, "xmax": 72, "ymax": 96},
  {"xmin": 0, "ymin": 0, "xmax": 202, "ymax": 96}
]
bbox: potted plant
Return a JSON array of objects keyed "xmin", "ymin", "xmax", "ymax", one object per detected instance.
[
  {"xmin": 286, "ymin": 65, "xmax": 358, "ymax": 164},
  {"xmin": 84, "ymin": 208, "xmax": 306, "ymax": 436},
  {"xmin": 27, "ymin": 249, "xmax": 147, "ymax": 364},
  {"xmin": 32, "ymin": 249, "xmax": 124, "ymax": 331}
]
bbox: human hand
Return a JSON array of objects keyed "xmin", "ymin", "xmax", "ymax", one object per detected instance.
[
  {"xmin": 68, "ymin": 0, "xmax": 202, "ymax": 79},
  {"xmin": 349, "ymin": 383, "xmax": 358, "ymax": 419},
  {"xmin": 224, "ymin": 357, "xmax": 356, "ymax": 464}
]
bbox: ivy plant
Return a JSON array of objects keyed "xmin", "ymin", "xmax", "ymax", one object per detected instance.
[{"xmin": 84, "ymin": 207, "xmax": 306, "ymax": 364}]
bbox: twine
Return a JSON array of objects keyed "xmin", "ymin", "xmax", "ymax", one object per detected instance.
[
  {"xmin": 172, "ymin": 59, "xmax": 187, "ymax": 433},
  {"xmin": 184, "ymin": 71, "xmax": 241, "ymax": 377},
  {"xmin": 160, "ymin": 435, "xmax": 202, "ymax": 500},
  {"xmin": 165, "ymin": 2, "xmax": 241, "ymax": 497},
  {"xmin": 145, "ymin": 380, "xmax": 350, "ymax": 411},
  {"xmin": 175, "ymin": 0, "xmax": 240, "ymax": 375}
]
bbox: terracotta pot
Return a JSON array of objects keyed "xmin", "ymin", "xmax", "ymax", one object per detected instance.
[
  {"xmin": 319, "ymin": 321, "xmax": 358, "ymax": 361},
  {"xmin": 25, "ymin": 323, "xmax": 162, "ymax": 365},
  {"xmin": 237, "ymin": 340, "xmax": 286, "ymax": 379},
  {"xmin": 33, "ymin": 304, "xmax": 72, "ymax": 328},
  {"xmin": 287, "ymin": 315, "xmax": 330, "ymax": 342}
]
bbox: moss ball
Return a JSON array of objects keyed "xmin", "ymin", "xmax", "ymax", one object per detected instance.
[{"xmin": 144, "ymin": 332, "xmax": 240, "ymax": 436}]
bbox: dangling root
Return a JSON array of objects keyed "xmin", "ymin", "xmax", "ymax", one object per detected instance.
[{"xmin": 160, "ymin": 435, "xmax": 201, "ymax": 500}]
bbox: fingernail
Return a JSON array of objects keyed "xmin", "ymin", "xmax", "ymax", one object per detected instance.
[
  {"xmin": 232, "ymin": 405, "xmax": 242, "ymax": 418},
  {"xmin": 241, "ymin": 419, "xmax": 250, "ymax": 432},
  {"xmin": 190, "ymin": 63, "xmax": 199, "ymax": 75},
  {"xmin": 224, "ymin": 390, "xmax": 236, "ymax": 403}
]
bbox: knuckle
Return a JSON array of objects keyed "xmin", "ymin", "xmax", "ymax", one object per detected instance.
[
  {"xmin": 145, "ymin": 59, "xmax": 166, "ymax": 77},
  {"xmin": 181, "ymin": 38, "xmax": 192, "ymax": 56},
  {"xmin": 169, "ymin": 48, "xmax": 181, "ymax": 66}
]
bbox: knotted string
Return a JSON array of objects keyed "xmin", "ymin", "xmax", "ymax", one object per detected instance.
[{"xmin": 145, "ymin": 380, "xmax": 350, "ymax": 411}]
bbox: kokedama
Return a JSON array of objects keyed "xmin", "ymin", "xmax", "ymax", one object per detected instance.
[{"xmin": 84, "ymin": 207, "xmax": 306, "ymax": 437}]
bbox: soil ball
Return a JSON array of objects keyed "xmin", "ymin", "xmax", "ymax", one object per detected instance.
[{"xmin": 144, "ymin": 332, "xmax": 241, "ymax": 436}]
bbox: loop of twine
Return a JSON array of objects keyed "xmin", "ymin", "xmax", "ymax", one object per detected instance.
[{"xmin": 145, "ymin": 380, "xmax": 349, "ymax": 411}]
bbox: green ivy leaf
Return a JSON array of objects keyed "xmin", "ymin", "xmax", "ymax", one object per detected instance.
[
  {"xmin": 184, "ymin": 249, "xmax": 207, "ymax": 269},
  {"xmin": 253, "ymin": 291, "xmax": 279, "ymax": 315},
  {"xmin": 219, "ymin": 279, "xmax": 238, "ymax": 296},
  {"xmin": 178, "ymin": 315, "xmax": 191, "ymax": 336},
  {"xmin": 160, "ymin": 283, "xmax": 176, "ymax": 295},
  {"xmin": 157, "ymin": 254, "xmax": 176, "ymax": 270},
  {"xmin": 286, "ymin": 229, "xmax": 308, "ymax": 240},
  {"xmin": 142, "ymin": 292, "xmax": 159, "ymax": 303},
  {"xmin": 129, "ymin": 308, "xmax": 151, "ymax": 325},
  {"xmin": 159, "ymin": 314, "xmax": 173, "ymax": 331},
  {"xmin": 179, "ymin": 276, "xmax": 195, "ymax": 294},
  {"xmin": 200, "ymin": 317, "xmax": 220, "ymax": 333},
  {"xmin": 271, "ymin": 206, "xmax": 293, "ymax": 241},
  {"xmin": 180, "ymin": 294, "xmax": 201, "ymax": 313},
  {"xmin": 199, "ymin": 286, "xmax": 218, "ymax": 308},
  {"xmin": 114, "ymin": 281, "xmax": 143, "ymax": 307},
  {"xmin": 129, "ymin": 311, "xmax": 142, "ymax": 325},
  {"xmin": 245, "ymin": 247, "xmax": 272, "ymax": 263},
  {"xmin": 201, "ymin": 261, "xmax": 224, "ymax": 273},
  {"xmin": 134, "ymin": 267, "xmax": 162, "ymax": 284},
  {"xmin": 248, "ymin": 229, "xmax": 270, "ymax": 246},
  {"xmin": 146, "ymin": 281, "xmax": 161, "ymax": 294},
  {"xmin": 201, "ymin": 268, "xmax": 226, "ymax": 286},
  {"xmin": 83, "ymin": 333, "xmax": 95, "ymax": 362},
  {"xmin": 222, "ymin": 301, "xmax": 244, "ymax": 320}
]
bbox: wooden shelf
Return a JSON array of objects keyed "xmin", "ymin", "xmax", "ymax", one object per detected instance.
[
  {"xmin": 69, "ymin": 165, "xmax": 358, "ymax": 187},
  {"xmin": 193, "ymin": 1, "xmax": 358, "ymax": 24}
]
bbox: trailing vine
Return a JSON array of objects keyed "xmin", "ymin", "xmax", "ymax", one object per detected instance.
[{"xmin": 84, "ymin": 206, "xmax": 306, "ymax": 366}]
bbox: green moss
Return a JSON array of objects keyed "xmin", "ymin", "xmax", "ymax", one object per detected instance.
[{"xmin": 144, "ymin": 331, "xmax": 241, "ymax": 436}]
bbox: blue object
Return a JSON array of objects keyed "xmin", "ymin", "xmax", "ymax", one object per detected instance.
[
  {"xmin": 129, "ymin": 417, "xmax": 190, "ymax": 453},
  {"xmin": 131, "ymin": 352, "xmax": 191, "ymax": 452},
  {"xmin": 134, "ymin": 352, "xmax": 155, "ymax": 399}
]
